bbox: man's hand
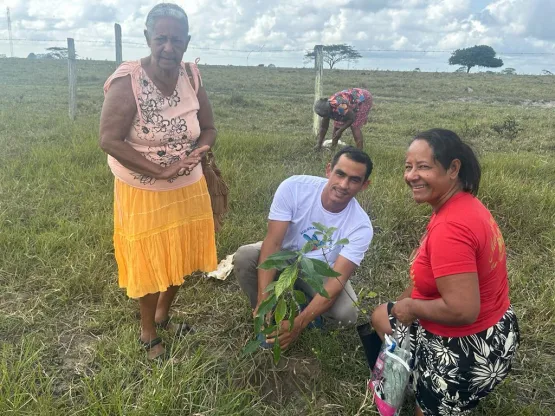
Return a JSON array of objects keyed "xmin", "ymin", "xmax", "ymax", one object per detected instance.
[
  {"xmin": 391, "ymin": 298, "xmax": 417, "ymax": 326},
  {"xmin": 266, "ymin": 318, "xmax": 304, "ymax": 350}
]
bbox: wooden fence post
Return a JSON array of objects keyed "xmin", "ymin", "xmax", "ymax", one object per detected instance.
[
  {"xmin": 313, "ymin": 45, "xmax": 324, "ymax": 137},
  {"xmin": 115, "ymin": 23, "xmax": 122, "ymax": 66},
  {"xmin": 68, "ymin": 38, "xmax": 77, "ymax": 120}
]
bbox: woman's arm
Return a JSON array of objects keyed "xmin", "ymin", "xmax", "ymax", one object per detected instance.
[
  {"xmin": 333, "ymin": 111, "xmax": 355, "ymax": 139},
  {"xmin": 190, "ymin": 85, "xmax": 217, "ymax": 157},
  {"xmin": 315, "ymin": 116, "xmax": 330, "ymax": 148},
  {"xmin": 392, "ymin": 272, "xmax": 480, "ymax": 326},
  {"xmin": 99, "ymin": 77, "xmax": 200, "ymax": 179}
]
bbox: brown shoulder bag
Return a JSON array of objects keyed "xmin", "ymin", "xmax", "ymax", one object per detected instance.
[{"xmin": 185, "ymin": 62, "xmax": 229, "ymax": 232}]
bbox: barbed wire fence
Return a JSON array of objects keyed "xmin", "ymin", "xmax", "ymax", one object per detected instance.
[{"xmin": 2, "ymin": 23, "xmax": 555, "ymax": 120}]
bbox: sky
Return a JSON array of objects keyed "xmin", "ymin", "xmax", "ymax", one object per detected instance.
[{"xmin": 1, "ymin": 0, "xmax": 555, "ymax": 74}]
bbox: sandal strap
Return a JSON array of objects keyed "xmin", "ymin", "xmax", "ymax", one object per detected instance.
[{"xmin": 139, "ymin": 337, "xmax": 162, "ymax": 350}]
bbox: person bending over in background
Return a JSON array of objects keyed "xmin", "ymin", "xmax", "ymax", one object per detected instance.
[{"xmin": 314, "ymin": 88, "xmax": 373, "ymax": 150}]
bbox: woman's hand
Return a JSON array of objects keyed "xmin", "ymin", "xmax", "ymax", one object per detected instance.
[
  {"xmin": 190, "ymin": 144, "xmax": 211, "ymax": 158},
  {"xmin": 156, "ymin": 155, "xmax": 201, "ymax": 180},
  {"xmin": 391, "ymin": 298, "xmax": 418, "ymax": 326}
]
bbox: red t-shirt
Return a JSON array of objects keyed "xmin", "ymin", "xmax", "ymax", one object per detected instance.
[{"xmin": 411, "ymin": 192, "xmax": 510, "ymax": 337}]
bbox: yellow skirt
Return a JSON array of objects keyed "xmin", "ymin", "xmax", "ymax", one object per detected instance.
[{"xmin": 113, "ymin": 177, "xmax": 217, "ymax": 299}]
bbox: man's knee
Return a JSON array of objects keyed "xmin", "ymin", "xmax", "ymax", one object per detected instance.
[
  {"xmin": 328, "ymin": 304, "xmax": 358, "ymax": 327},
  {"xmin": 233, "ymin": 243, "xmax": 260, "ymax": 282}
]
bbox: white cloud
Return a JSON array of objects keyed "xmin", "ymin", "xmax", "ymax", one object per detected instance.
[{"xmin": 0, "ymin": 0, "xmax": 554, "ymax": 73}]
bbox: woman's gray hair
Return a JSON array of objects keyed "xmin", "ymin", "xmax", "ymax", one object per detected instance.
[
  {"xmin": 313, "ymin": 98, "xmax": 331, "ymax": 117},
  {"xmin": 145, "ymin": 3, "xmax": 189, "ymax": 36}
]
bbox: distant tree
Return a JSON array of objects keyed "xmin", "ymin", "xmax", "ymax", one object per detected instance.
[
  {"xmin": 501, "ymin": 68, "xmax": 516, "ymax": 75},
  {"xmin": 304, "ymin": 44, "xmax": 362, "ymax": 69},
  {"xmin": 454, "ymin": 66, "xmax": 467, "ymax": 73},
  {"xmin": 45, "ymin": 47, "xmax": 78, "ymax": 59},
  {"xmin": 541, "ymin": 69, "xmax": 553, "ymax": 75},
  {"xmin": 413, "ymin": 67, "xmax": 421, "ymax": 72},
  {"xmin": 448, "ymin": 45, "xmax": 503, "ymax": 73},
  {"xmin": 27, "ymin": 53, "xmax": 37, "ymax": 59}
]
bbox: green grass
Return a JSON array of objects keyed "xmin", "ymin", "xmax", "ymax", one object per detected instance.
[{"xmin": 0, "ymin": 58, "xmax": 554, "ymax": 415}]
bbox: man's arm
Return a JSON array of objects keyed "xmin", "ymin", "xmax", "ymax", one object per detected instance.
[{"xmin": 255, "ymin": 220, "xmax": 290, "ymax": 312}]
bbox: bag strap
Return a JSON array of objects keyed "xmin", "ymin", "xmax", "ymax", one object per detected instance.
[{"xmin": 184, "ymin": 60, "xmax": 201, "ymax": 95}]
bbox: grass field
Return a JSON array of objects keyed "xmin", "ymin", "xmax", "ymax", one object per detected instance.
[{"xmin": 0, "ymin": 58, "xmax": 554, "ymax": 415}]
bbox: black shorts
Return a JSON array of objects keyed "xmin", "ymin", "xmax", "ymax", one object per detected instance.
[{"xmin": 387, "ymin": 303, "xmax": 520, "ymax": 415}]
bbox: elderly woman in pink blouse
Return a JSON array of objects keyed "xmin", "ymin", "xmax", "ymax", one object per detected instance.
[{"xmin": 99, "ymin": 3, "xmax": 217, "ymax": 360}]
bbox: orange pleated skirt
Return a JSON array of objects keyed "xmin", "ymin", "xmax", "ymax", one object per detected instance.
[{"xmin": 113, "ymin": 177, "xmax": 217, "ymax": 299}]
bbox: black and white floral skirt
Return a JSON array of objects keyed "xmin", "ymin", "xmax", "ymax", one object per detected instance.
[{"xmin": 387, "ymin": 303, "xmax": 520, "ymax": 415}]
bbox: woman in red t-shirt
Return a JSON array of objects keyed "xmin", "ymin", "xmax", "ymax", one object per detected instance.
[{"xmin": 371, "ymin": 129, "xmax": 519, "ymax": 415}]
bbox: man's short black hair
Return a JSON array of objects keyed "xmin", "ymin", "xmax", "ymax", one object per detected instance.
[{"xmin": 330, "ymin": 146, "xmax": 373, "ymax": 181}]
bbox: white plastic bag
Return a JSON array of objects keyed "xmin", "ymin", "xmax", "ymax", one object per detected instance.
[{"xmin": 368, "ymin": 329, "xmax": 412, "ymax": 416}]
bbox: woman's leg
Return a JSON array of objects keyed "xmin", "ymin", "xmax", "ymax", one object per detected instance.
[
  {"xmin": 155, "ymin": 285, "xmax": 180, "ymax": 323},
  {"xmin": 139, "ymin": 292, "xmax": 165, "ymax": 359},
  {"xmin": 351, "ymin": 126, "xmax": 364, "ymax": 149}
]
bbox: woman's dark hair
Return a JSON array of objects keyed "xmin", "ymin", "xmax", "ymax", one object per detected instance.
[
  {"xmin": 412, "ymin": 129, "xmax": 481, "ymax": 195},
  {"xmin": 331, "ymin": 146, "xmax": 373, "ymax": 181}
]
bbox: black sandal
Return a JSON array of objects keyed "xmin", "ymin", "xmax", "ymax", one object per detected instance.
[
  {"xmin": 138, "ymin": 337, "xmax": 168, "ymax": 360},
  {"xmin": 156, "ymin": 317, "xmax": 194, "ymax": 337}
]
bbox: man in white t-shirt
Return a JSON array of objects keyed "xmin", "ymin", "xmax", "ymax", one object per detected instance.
[{"xmin": 234, "ymin": 146, "xmax": 374, "ymax": 350}]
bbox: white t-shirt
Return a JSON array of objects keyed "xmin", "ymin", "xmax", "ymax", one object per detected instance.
[{"xmin": 269, "ymin": 175, "xmax": 373, "ymax": 267}]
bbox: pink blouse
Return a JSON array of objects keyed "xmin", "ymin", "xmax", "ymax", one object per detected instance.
[{"xmin": 103, "ymin": 61, "xmax": 204, "ymax": 191}]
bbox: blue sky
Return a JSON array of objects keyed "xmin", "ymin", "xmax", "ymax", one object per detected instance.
[{"xmin": 1, "ymin": 0, "xmax": 554, "ymax": 74}]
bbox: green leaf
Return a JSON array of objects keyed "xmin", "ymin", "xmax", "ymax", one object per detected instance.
[
  {"xmin": 256, "ymin": 294, "xmax": 277, "ymax": 318},
  {"xmin": 366, "ymin": 291, "xmax": 378, "ymax": 299},
  {"xmin": 293, "ymin": 290, "xmax": 307, "ymax": 305},
  {"xmin": 326, "ymin": 226, "xmax": 338, "ymax": 236},
  {"xmin": 242, "ymin": 339, "xmax": 261, "ymax": 356},
  {"xmin": 275, "ymin": 264, "xmax": 298, "ymax": 298},
  {"xmin": 300, "ymin": 256, "xmax": 317, "ymax": 277},
  {"xmin": 301, "ymin": 241, "xmax": 314, "ymax": 254},
  {"xmin": 273, "ymin": 339, "xmax": 281, "ymax": 364},
  {"xmin": 262, "ymin": 325, "xmax": 277, "ymax": 335},
  {"xmin": 263, "ymin": 281, "xmax": 277, "ymax": 293},
  {"xmin": 258, "ymin": 259, "xmax": 289, "ymax": 270},
  {"xmin": 275, "ymin": 298, "xmax": 287, "ymax": 324},
  {"xmin": 312, "ymin": 222, "xmax": 327, "ymax": 233},
  {"xmin": 308, "ymin": 258, "xmax": 342, "ymax": 277},
  {"xmin": 266, "ymin": 251, "xmax": 298, "ymax": 261},
  {"xmin": 288, "ymin": 298, "xmax": 297, "ymax": 331},
  {"xmin": 335, "ymin": 238, "xmax": 349, "ymax": 246},
  {"xmin": 303, "ymin": 275, "xmax": 330, "ymax": 299},
  {"xmin": 254, "ymin": 314, "xmax": 264, "ymax": 334}
]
